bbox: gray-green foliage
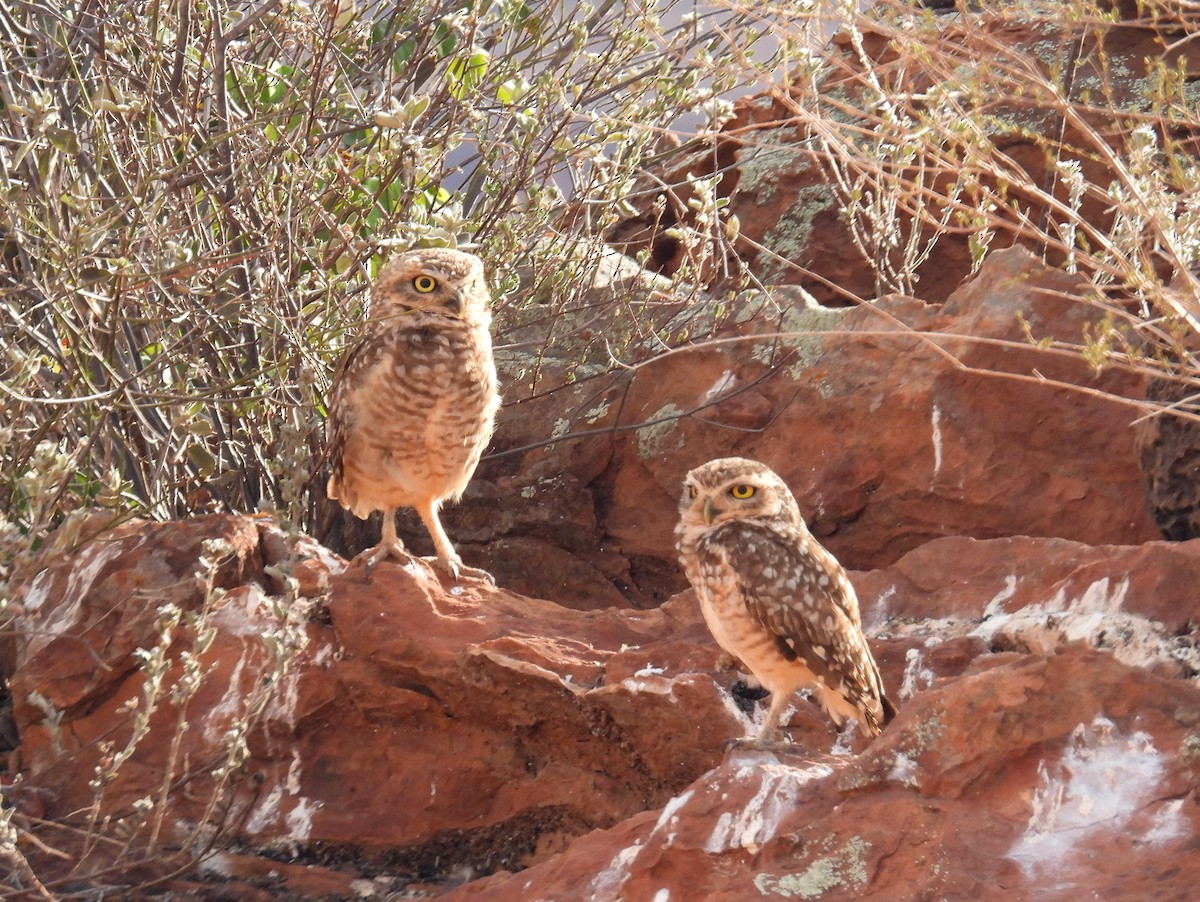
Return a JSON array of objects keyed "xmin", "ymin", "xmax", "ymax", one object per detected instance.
[
  {"xmin": 792, "ymin": 0, "xmax": 1200, "ymax": 328},
  {"xmin": 5, "ymin": 0, "xmax": 1199, "ymax": 563},
  {"xmin": 0, "ymin": 0, "xmax": 770, "ymax": 544}
]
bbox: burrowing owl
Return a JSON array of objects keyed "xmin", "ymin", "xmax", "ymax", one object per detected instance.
[
  {"xmin": 676, "ymin": 457, "xmax": 896, "ymax": 742},
  {"xmin": 326, "ymin": 248, "xmax": 500, "ymax": 582}
]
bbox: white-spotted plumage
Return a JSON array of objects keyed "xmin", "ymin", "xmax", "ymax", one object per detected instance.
[
  {"xmin": 676, "ymin": 457, "xmax": 896, "ymax": 742},
  {"xmin": 326, "ymin": 248, "xmax": 500, "ymax": 582}
]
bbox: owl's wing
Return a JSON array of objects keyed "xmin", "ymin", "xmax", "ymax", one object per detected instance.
[
  {"xmin": 701, "ymin": 522, "xmax": 885, "ymax": 716},
  {"xmin": 324, "ymin": 328, "xmax": 389, "ymax": 496}
]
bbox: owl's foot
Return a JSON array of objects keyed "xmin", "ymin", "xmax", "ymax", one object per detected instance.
[
  {"xmin": 353, "ymin": 539, "xmax": 411, "ymax": 577},
  {"xmin": 723, "ymin": 733, "xmax": 823, "ymax": 760},
  {"xmin": 425, "ymin": 555, "xmax": 496, "ymax": 586},
  {"xmin": 722, "ymin": 731, "xmax": 792, "ymax": 753}
]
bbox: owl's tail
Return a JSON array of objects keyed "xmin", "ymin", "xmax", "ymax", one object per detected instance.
[{"xmin": 880, "ymin": 693, "xmax": 899, "ymax": 727}]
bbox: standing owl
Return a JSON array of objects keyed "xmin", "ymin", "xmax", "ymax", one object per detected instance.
[
  {"xmin": 326, "ymin": 248, "xmax": 500, "ymax": 582},
  {"xmin": 676, "ymin": 457, "xmax": 896, "ymax": 742}
]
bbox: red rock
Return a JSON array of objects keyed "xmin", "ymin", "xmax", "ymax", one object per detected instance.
[
  {"xmin": 1135, "ymin": 376, "xmax": 1200, "ymax": 541},
  {"xmin": 598, "ymin": 249, "xmax": 1157, "ymax": 574},
  {"xmin": 4, "ymin": 506, "xmax": 1200, "ymax": 898},
  {"xmin": 447, "ymin": 649, "xmax": 1200, "ymax": 902},
  {"xmin": 860, "ymin": 534, "xmax": 1200, "ymax": 631},
  {"xmin": 0, "ymin": 515, "xmax": 745, "ymax": 886},
  {"xmin": 192, "ymin": 851, "xmax": 370, "ymax": 900}
]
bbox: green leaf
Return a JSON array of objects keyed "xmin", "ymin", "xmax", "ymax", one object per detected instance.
[
  {"xmin": 497, "ymin": 76, "xmax": 530, "ymax": 105},
  {"xmin": 259, "ymin": 62, "xmax": 293, "ymax": 106},
  {"xmin": 425, "ymin": 185, "xmax": 452, "ymax": 208},
  {"xmin": 403, "ymin": 94, "xmax": 430, "ymax": 122},
  {"xmin": 382, "ymin": 180, "xmax": 404, "ymax": 213},
  {"xmin": 393, "ymin": 37, "xmax": 416, "ymax": 72},
  {"xmin": 433, "ymin": 24, "xmax": 458, "ymax": 58},
  {"xmin": 186, "ymin": 444, "xmax": 217, "ymax": 477},
  {"xmin": 446, "ymin": 48, "xmax": 490, "ymax": 100},
  {"xmin": 46, "ymin": 127, "xmax": 79, "ymax": 154}
]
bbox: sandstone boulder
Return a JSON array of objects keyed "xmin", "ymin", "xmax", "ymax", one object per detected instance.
[
  {"xmin": 450, "ymin": 247, "xmax": 1159, "ymax": 610},
  {"xmin": 1, "ymin": 513, "xmax": 739, "ymax": 893},
  {"xmin": 448, "ymin": 648, "xmax": 1200, "ymax": 902},
  {"xmin": 4, "ymin": 515, "xmax": 1200, "ymax": 898}
]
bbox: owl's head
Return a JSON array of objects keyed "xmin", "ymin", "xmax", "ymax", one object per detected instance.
[
  {"xmin": 678, "ymin": 457, "xmax": 802, "ymax": 531},
  {"xmin": 370, "ymin": 248, "xmax": 490, "ymax": 321}
]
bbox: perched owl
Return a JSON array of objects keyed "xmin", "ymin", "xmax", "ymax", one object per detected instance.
[
  {"xmin": 676, "ymin": 457, "xmax": 896, "ymax": 742},
  {"xmin": 326, "ymin": 248, "xmax": 500, "ymax": 582}
]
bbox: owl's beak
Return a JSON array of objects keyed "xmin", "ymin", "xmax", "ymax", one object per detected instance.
[
  {"xmin": 445, "ymin": 288, "xmax": 464, "ymax": 313},
  {"xmin": 702, "ymin": 497, "xmax": 716, "ymax": 524}
]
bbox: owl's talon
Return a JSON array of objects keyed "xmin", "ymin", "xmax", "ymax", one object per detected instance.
[
  {"xmin": 456, "ymin": 565, "xmax": 496, "ymax": 585},
  {"xmin": 722, "ymin": 734, "xmax": 791, "ymax": 753},
  {"xmin": 353, "ymin": 540, "xmax": 410, "ymax": 578},
  {"xmin": 425, "ymin": 556, "xmax": 495, "ymax": 586}
]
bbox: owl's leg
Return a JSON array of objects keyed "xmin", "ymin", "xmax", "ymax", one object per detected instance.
[
  {"xmin": 415, "ymin": 498, "xmax": 495, "ymax": 585},
  {"xmin": 758, "ymin": 689, "xmax": 795, "ymax": 743},
  {"xmin": 720, "ymin": 689, "xmax": 794, "ymax": 751},
  {"xmin": 357, "ymin": 508, "xmax": 410, "ymax": 575}
]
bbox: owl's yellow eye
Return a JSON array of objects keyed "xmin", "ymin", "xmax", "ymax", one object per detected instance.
[
  {"xmin": 688, "ymin": 485, "xmax": 698, "ymax": 499},
  {"xmin": 729, "ymin": 484, "xmax": 755, "ymax": 500},
  {"xmin": 413, "ymin": 275, "xmax": 438, "ymax": 293}
]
